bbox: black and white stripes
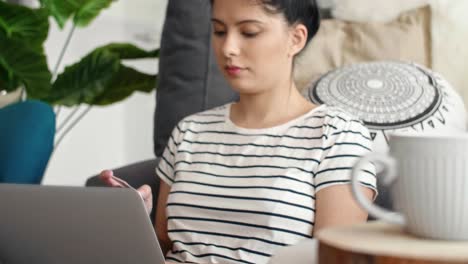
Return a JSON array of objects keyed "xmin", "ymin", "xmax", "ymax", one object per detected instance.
[{"xmin": 156, "ymin": 103, "xmax": 376, "ymax": 264}]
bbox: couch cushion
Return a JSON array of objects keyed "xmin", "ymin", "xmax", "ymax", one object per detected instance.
[
  {"xmin": 294, "ymin": 6, "xmax": 432, "ymax": 91},
  {"xmin": 331, "ymin": 0, "xmax": 429, "ymax": 23},
  {"xmin": 154, "ymin": 0, "xmax": 236, "ymax": 156}
]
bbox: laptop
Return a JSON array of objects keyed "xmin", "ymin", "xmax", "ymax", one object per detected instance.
[{"xmin": 0, "ymin": 184, "xmax": 166, "ymax": 264}]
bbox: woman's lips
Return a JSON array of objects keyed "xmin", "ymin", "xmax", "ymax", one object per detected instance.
[{"xmin": 226, "ymin": 66, "xmax": 244, "ymax": 76}]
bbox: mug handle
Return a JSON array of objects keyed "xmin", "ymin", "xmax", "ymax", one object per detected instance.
[{"xmin": 351, "ymin": 153, "xmax": 405, "ymax": 226}]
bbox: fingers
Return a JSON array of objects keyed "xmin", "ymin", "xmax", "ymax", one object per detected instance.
[
  {"xmin": 99, "ymin": 169, "xmax": 113, "ymax": 180},
  {"xmin": 99, "ymin": 171, "xmax": 152, "ymax": 213},
  {"xmin": 138, "ymin": 184, "xmax": 152, "ymax": 197},
  {"xmin": 138, "ymin": 184, "xmax": 153, "ymax": 214},
  {"xmin": 137, "ymin": 185, "xmax": 153, "ymax": 202},
  {"xmin": 99, "ymin": 170, "xmax": 123, "ymax": 188}
]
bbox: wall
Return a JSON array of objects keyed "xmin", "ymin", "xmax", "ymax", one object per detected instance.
[{"xmin": 42, "ymin": 0, "xmax": 168, "ymax": 186}]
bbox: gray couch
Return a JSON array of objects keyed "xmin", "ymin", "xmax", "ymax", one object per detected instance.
[{"xmin": 86, "ymin": 0, "xmax": 390, "ymax": 221}]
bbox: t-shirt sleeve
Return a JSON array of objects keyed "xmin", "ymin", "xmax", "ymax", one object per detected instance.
[
  {"xmin": 155, "ymin": 122, "xmax": 183, "ymax": 186},
  {"xmin": 314, "ymin": 115, "xmax": 377, "ymax": 197}
]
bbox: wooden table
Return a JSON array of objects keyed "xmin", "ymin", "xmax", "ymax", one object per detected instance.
[{"xmin": 316, "ymin": 221, "xmax": 468, "ymax": 264}]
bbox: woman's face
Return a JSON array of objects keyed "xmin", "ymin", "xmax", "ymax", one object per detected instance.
[{"xmin": 211, "ymin": 0, "xmax": 297, "ymax": 95}]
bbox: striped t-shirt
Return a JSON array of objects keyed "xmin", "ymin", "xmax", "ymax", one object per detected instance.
[{"xmin": 156, "ymin": 103, "xmax": 377, "ymax": 264}]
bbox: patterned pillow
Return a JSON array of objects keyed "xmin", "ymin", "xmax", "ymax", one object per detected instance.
[{"xmin": 304, "ymin": 61, "xmax": 466, "ymax": 154}]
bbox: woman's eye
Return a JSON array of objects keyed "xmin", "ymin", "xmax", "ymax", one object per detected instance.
[
  {"xmin": 242, "ymin": 32, "xmax": 259, "ymax": 38},
  {"xmin": 213, "ymin": 31, "xmax": 226, "ymax": 37}
]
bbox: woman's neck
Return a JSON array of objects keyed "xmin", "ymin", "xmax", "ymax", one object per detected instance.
[{"xmin": 230, "ymin": 84, "xmax": 315, "ymax": 129}]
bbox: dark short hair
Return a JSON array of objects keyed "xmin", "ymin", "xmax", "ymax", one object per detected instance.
[{"xmin": 210, "ymin": 0, "xmax": 320, "ymax": 45}]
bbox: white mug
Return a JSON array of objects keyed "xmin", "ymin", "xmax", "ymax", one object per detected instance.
[{"xmin": 351, "ymin": 132, "xmax": 468, "ymax": 240}]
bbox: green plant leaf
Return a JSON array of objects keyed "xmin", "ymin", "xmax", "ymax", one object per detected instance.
[
  {"xmin": 73, "ymin": 0, "xmax": 114, "ymax": 27},
  {"xmin": 0, "ymin": 77, "xmax": 8, "ymax": 92},
  {"xmin": 91, "ymin": 65, "xmax": 157, "ymax": 105},
  {"xmin": 46, "ymin": 43, "xmax": 158, "ymax": 106},
  {"xmin": 0, "ymin": 65, "xmax": 20, "ymax": 92},
  {"xmin": 97, "ymin": 43, "xmax": 160, "ymax": 60},
  {"xmin": 0, "ymin": 2, "xmax": 49, "ymax": 48},
  {"xmin": 0, "ymin": 33, "xmax": 51, "ymax": 96},
  {"xmin": 46, "ymin": 48, "xmax": 120, "ymax": 106},
  {"xmin": 39, "ymin": 0, "xmax": 114, "ymax": 28},
  {"xmin": 39, "ymin": 0, "xmax": 70, "ymax": 28}
]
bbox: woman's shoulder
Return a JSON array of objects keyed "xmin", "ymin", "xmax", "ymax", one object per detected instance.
[
  {"xmin": 176, "ymin": 103, "xmax": 230, "ymax": 128},
  {"xmin": 317, "ymin": 105, "xmax": 362, "ymax": 124},
  {"xmin": 321, "ymin": 105, "xmax": 362, "ymax": 122},
  {"xmin": 306, "ymin": 105, "xmax": 367, "ymax": 132}
]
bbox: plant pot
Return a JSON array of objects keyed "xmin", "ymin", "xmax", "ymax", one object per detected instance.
[{"xmin": 0, "ymin": 89, "xmax": 23, "ymax": 109}]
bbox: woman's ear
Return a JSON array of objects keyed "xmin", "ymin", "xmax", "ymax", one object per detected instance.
[{"xmin": 289, "ymin": 24, "xmax": 308, "ymax": 57}]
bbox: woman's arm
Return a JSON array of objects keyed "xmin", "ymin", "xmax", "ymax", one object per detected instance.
[
  {"xmin": 155, "ymin": 181, "xmax": 172, "ymax": 256},
  {"xmin": 313, "ymin": 184, "xmax": 374, "ymax": 236}
]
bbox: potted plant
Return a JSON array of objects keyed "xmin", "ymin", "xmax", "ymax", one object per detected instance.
[{"xmin": 0, "ymin": 0, "xmax": 159, "ymax": 146}]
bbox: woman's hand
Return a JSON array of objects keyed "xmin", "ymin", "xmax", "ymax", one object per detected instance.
[{"xmin": 99, "ymin": 170, "xmax": 153, "ymax": 214}]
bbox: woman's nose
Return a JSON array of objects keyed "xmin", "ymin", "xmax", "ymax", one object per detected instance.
[{"xmin": 222, "ymin": 34, "xmax": 240, "ymax": 58}]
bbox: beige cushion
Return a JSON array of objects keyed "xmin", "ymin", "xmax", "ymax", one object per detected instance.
[
  {"xmin": 294, "ymin": 6, "xmax": 432, "ymax": 91},
  {"xmin": 331, "ymin": 0, "xmax": 430, "ymax": 23}
]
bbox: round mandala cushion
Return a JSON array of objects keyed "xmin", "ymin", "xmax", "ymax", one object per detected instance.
[{"xmin": 305, "ymin": 61, "xmax": 467, "ymax": 154}]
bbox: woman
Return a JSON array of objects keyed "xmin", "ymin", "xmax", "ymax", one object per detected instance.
[{"xmin": 102, "ymin": 0, "xmax": 377, "ymax": 263}]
